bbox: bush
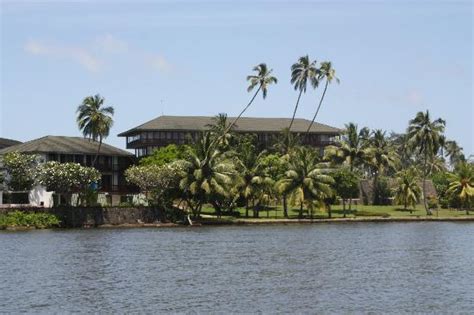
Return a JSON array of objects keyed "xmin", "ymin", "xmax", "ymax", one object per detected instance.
[{"xmin": 0, "ymin": 211, "xmax": 61, "ymax": 229}]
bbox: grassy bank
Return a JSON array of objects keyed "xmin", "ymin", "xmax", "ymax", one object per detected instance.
[{"xmin": 201, "ymin": 204, "xmax": 472, "ymax": 220}]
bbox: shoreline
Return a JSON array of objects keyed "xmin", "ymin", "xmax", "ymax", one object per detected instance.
[{"xmin": 2, "ymin": 216, "xmax": 473, "ymax": 231}]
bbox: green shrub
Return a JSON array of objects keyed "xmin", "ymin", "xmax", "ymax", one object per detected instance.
[{"xmin": 0, "ymin": 211, "xmax": 61, "ymax": 229}]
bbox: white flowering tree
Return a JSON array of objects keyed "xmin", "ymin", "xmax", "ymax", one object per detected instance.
[
  {"xmin": 2, "ymin": 152, "xmax": 38, "ymax": 191},
  {"xmin": 36, "ymin": 161, "xmax": 101, "ymax": 206}
]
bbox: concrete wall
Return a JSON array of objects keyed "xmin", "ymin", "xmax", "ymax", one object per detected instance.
[
  {"xmin": 28, "ymin": 185, "xmax": 54, "ymax": 208},
  {"xmin": 0, "ymin": 206, "xmax": 166, "ymax": 228}
]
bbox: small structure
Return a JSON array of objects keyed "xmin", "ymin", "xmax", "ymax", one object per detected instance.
[
  {"xmin": 118, "ymin": 115, "xmax": 341, "ymax": 157},
  {"xmin": 0, "ymin": 136, "xmax": 137, "ymax": 207}
]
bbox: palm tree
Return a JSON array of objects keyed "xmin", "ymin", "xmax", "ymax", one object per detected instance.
[
  {"xmin": 367, "ymin": 129, "xmax": 398, "ymax": 205},
  {"xmin": 276, "ymin": 147, "xmax": 334, "ymax": 219},
  {"xmin": 445, "ymin": 140, "xmax": 465, "ymax": 169},
  {"xmin": 289, "ymin": 55, "xmax": 318, "ymax": 130},
  {"xmin": 207, "ymin": 113, "xmax": 234, "ymax": 150},
  {"xmin": 447, "ymin": 162, "xmax": 474, "ymax": 214},
  {"xmin": 393, "ymin": 168, "xmax": 422, "ymax": 213},
  {"xmin": 306, "ymin": 61, "xmax": 340, "ymax": 133},
  {"xmin": 179, "ymin": 132, "xmax": 236, "ymax": 218},
  {"xmin": 273, "ymin": 127, "xmax": 300, "ymax": 157},
  {"xmin": 325, "ymin": 123, "xmax": 370, "ymax": 209},
  {"xmin": 235, "ymin": 143, "xmax": 272, "ymax": 218},
  {"xmin": 227, "ymin": 63, "xmax": 277, "ymax": 133},
  {"xmin": 76, "ymin": 94, "xmax": 114, "ymax": 166},
  {"xmin": 407, "ymin": 110, "xmax": 445, "ymax": 214}
]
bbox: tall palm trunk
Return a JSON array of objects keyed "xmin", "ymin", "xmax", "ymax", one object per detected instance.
[
  {"xmin": 289, "ymin": 89, "xmax": 303, "ymax": 131},
  {"xmin": 306, "ymin": 80, "xmax": 329, "ymax": 133},
  {"xmin": 422, "ymin": 152, "xmax": 430, "ymax": 215},
  {"xmin": 299, "ymin": 201, "xmax": 303, "ymax": 219},
  {"xmin": 227, "ymin": 85, "xmax": 262, "ymax": 134},
  {"xmin": 349, "ymin": 163, "xmax": 354, "ymax": 211},
  {"xmin": 92, "ymin": 137, "xmax": 103, "ymax": 167}
]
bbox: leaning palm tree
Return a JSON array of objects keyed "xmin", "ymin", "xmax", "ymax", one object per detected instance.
[
  {"xmin": 179, "ymin": 132, "xmax": 236, "ymax": 218},
  {"xmin": 407, "ymin": 110, "xmax": 445, "ymax": 214},
  {"xmin": 276, "ymin": 147, "xmax": 334, "ymax": 219},
  {"xmin": 325, "ymin": 123, "xmax": 370, "ymax": 208},
  {"xmin": 76, "ymin": 94, "xmax": 114, "ymax": 166},
  {"xmin": 393, "ymin": 168, "xmax": 422, "ymax": 213},
  {"xmin": 206, "ymin": 113, "xmax": 234, "ymax": 150},
  {"xmin": 227, "ymin": 63, "xmax": 277, "ymax": 133},
  {"xmin": 289, "ymin": 55, "xmax": 318, "ymax": 130},
  {"xmin": 306, "ymin": 61, "xmax": 340, "ymax": 133},
  {"xmin": 444, "ymin": 140, "xmax": 465, "ymax": 169},
  {"xmin": 447, "ymin": 162, "xmax": 474, "ymax": 215}
]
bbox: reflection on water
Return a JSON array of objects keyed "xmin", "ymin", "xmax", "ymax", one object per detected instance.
[{"xmin": 1, "ymin": 223, "xmax": 473, "ymax": 313}]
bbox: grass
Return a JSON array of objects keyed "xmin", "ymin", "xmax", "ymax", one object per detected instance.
[{"xmin": 200, "ymin": 204, "xmax": 471, "ymax": 220}]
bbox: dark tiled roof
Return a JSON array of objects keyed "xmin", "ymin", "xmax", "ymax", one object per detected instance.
[
  {"xmin": 0, "ymin": 138, "xmax": 22, "ymax": 149},
  {"xmin": 0, "ymin": 136, "xmax": 133, "ymax": 157},
  {"xmin": 118, "ymin": 115, "xmax": 341, "ymax": 136}
]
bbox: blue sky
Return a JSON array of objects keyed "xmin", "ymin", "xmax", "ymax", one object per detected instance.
[{"xmin": 1, "ymin": 0, "xmax": 472, "ymax": 154}]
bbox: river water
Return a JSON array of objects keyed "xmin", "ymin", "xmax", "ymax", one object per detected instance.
[{"xmin": 1, "ymin": 223, "xmax": 473, "ymax": 313}]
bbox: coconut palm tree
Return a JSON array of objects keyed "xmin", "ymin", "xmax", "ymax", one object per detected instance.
[
  {"xmin": 306, "ymin": 61, "xmax": 340, "ymax": 133},
  {"xmin": 393, "ymin": 168, "xmax": 422, "ymax": 213},
  {"xmin": 276, "ymin": 147, "xmax": 334, "ymax": 218},
  {"xmin": 179, "ymin": 132, "xmax": 236, "ymax": 218},
  {"xmin": 447, "ymin": 162, "xmax": 474, "ymax": 214},
  {"xmin": 76, "ymin": 94, "xmax": 114, "ymax": 166},
  {"xmin": 445, "ymin": 140, "xmax": 465, "ymax": 169},
  {"xmin": 407, "ymin": 110, "xmax": 446, "ymax": 214},
  {"xmin": 289, "ymin": 55, "xmax": 318, "ymax": 130},
  {"xmin": 367, "ymin": 129, "xmax": 399, "ymax": 205},
  {"xmin": 325, "ymin": 123, "xmax": 370, "ymax": 209},
  {"xmin": 235, "ymin": 142, "xmax": 272, "ymax": 218},
  {"xmin": 206, "ymin": 113, "xmax": 234, "ymax": 150},
  {"xmin": 227, "ymin": 63, "xmax": 277, "ymax": 133}
]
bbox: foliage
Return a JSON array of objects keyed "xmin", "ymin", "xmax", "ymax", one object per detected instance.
[
  {"xmin": 2, "ymin": 152, "xmax": 38, "ymax": 191},
  {"xmin": 447, "ymin": 162, "xmax": 474, "ymax": 213},
  {"xmin": 332, "ymin": 167, "xmax": 359, "ymax": 207},
  {"xmin": 36, "ymin": 162, "xmax": 101, "ymax": 206},
  {"xmin": 125, "ymin": 162, "xmax": 184, "ymax": 208},
  {"xmin": 0, "ymin": 211, "xmax": 61, "ymax": 229},
  {"xmin": 373, "ymin": 176, "xmax": 392, "ymax": 206},
  {"xmin": 393, "ymin": 168, "xmax": 421, "ymax": 211},
  {"xmin": 139, "ymin": 144, "xmax": 191, "ymax": 166}
]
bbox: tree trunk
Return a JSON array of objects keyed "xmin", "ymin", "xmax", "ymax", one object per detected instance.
[
  {"xmin": 422, "ymin": 153, "xmax": 431, "ymax": 215},
  {"xmin": 299, "ymin": 202, "xmax": 303, "ymax": 219},
  {"xmin": 283, "ymin": 195, "xmax": 288, "ymax": 218},
  {"xmin": 348, "ymin": 163, "xmax": 354, "ymax": 211},
  {"xmin": 327, "ymin": 203, "xmax": 332, "ymax": 218},
  {"xmin": 343, "ymin": 199, "xmax": 347, "ymax": 218},
  {"xmin": 306, "ymin": 80, "xmax": 328, "ymax": 133},
  {"xmin": 227, "ymin": 85, "xmax": 261, "ymax": 134},
  {"xmin": 289, "ymin": 89, "xmax": 303, "ymax": 131},
  {"xmin": 245, "ymin": 198, "xmax": 249, "ymax": 218},
  {"xmin": 92, "ymin": 137, "xmax": 103, "ymax": 167}
]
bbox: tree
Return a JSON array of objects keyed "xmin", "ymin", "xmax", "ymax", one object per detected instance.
[
  {"xmin": 36, "ymin": 162, "xmax": 100, "ymax": 206},
  {"xmin": 444, "ymin": 140, "xmax": 465, "ymax": 169},
  {"xmin": 276, "ymin": 147, "xmax": 334, "ymax": 219},
  {"xmin": 207, "ymin": 113, "xmax": 235, "ymax": 150},
  {"xmin": 2, "ymin": 152, "xmax": 38, "ymax": 191},
  {"xmin": 125, "ymin": 162, "xmax": 184, "ymax": 208},
  {"xmin": 325, "ymin": 123, "xmax": 370, "ymax": 209},
  {"xmin": 447, "ymin": 162, "xmax": 474, "ymax": 214},
  {"xmin": 139, "ymin": 144, "xmax": 191, "ymax": 166},
  {"xmin": 76, "ymin": 94, "xmax": 114, "ymax": 166},
  {"xmin": 407, "ymin": 110, "xmax": 445, "ymax": 214},
  {"xmin": 332, "ymin": 168, "xmax": 359, "ymax": 217},
  {"xmin": 234, "ymin": 142, "xmax": 271, "ymax": 218},
  {"xmin": 289, "ymin": 55, "xmax": 318, "ymax": 130},
  {"xmin": 227, "ymin": 63, "xmax": 277, "ymax": 132},
  {"xmin": 393, "ymin": 168, "xmax": 422, "ymax": 213},
  {"xmin": 178, "ymin": 132, "xmax": 236, "ymax": 218},
  {"xmin": 306, "ymin": 61, "xmax": 340, "ymax": 133},
  {"xmin": 367, "ymin": 129, "xmax": 398, "ymax": 205}
]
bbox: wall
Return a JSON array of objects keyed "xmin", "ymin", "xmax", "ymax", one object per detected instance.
[
  {"xmin": 0, "ymin": 207, "xmax": 165, "ymax": 228},
  {"xmin": 29, "ymin": 185, "xmax": 54, "ymax": 207}
]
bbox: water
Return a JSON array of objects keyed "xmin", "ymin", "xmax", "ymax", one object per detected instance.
[{"xmin": 1, "ymin": 223, "xmax": 473, "ymax": 313}]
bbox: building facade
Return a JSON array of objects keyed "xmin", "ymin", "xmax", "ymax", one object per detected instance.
[
  {"xmin": 119, "ymin": 116, "xmax": 341, "ymax": 157},
  {"xmin": 0, "ymin": 136, "xmax": 137, "ymax": 206}
]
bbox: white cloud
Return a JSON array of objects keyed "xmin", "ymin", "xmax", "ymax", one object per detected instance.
[
  {"xmin": 96, "ymin": 34, "xmax": 128, "ymax": 53},
  {"xmin": 24, "ymin": 39, "xmax": 101, "ymax": 72},
  {"xmin": 148, "ymin": 54, "xmax": 173, "ymax": 72}
]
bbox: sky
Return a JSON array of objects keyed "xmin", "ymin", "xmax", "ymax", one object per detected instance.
[{"xmin": 1, "ymin": 0, "xmax": 473, "ymax": 155}]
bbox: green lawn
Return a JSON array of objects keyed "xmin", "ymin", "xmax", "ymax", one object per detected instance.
[{"xmin": 201, "ymin": 204, "xmax": 471, "ymax": 220}]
